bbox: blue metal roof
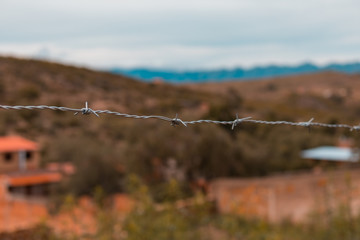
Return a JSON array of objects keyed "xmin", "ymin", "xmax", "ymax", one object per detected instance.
[{"xmin": 301, "ymin": 146, "xmax": 359, "ymax": 162}]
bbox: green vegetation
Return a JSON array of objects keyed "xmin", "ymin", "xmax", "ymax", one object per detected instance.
[{"xmin": 14, "ymin": 175, "xmax": 360, "ymax": 240}]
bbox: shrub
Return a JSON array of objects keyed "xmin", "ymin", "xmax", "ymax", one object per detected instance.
[{"xmin": 18, "ymin": 84, "xmax": 40, "ymax": 100}]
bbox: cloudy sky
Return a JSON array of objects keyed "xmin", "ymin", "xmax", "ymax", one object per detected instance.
[{"xmin": 1, "ymin": 0, "xmax": 359, "ymax": 70}]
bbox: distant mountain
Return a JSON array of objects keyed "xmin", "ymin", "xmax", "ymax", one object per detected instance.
[{"xmin": 111, "ymin": 62, "xmax": 360, "ymax": 83}]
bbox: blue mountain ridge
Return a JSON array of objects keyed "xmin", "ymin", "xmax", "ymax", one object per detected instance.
[{"xmin": 110, "ymin": 62, "xmax": 360, "ymax": 83}]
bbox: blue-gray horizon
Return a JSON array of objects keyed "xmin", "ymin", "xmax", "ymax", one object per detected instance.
[{"xmin": 1, "ymin": 0, "xmax": 360, "ymax": 70}]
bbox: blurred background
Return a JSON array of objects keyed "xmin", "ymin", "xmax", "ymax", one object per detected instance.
[{"xmin": 1, "ymin": 0, "xmax": 360, "ymax": 239}]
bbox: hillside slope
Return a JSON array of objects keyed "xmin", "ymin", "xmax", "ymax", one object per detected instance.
[
  {"xmin": 0, "ymin": 57, "xmax": 233, "ymax": 167},
  {"xmin": 0, "ymin": 56, "xmax": 359, "ymax": 182},
  {"xmin": 0, "ymin": 57, "xmax": 216, "ymax": 114},
  {"xmin": 187, "ymin": 71, "xmax": 360, "ymax": 103}
]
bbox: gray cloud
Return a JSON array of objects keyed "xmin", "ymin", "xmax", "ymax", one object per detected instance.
[{"xmin": 1, "ymin": 0, "xmax": 359, "ymax": 68}]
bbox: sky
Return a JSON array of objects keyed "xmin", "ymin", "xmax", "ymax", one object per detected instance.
[{"xmin": 1, "ymin": 0, "xmax": 360, "ymax": 70}]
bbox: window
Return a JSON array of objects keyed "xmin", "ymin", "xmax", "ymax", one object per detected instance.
[
  {"xmin": 26, "ymin": 151, "xmax": 33, "ymax": 161},
  {"xmin": 8, "ymin": 186, "xmax": 25, "ymax": 195},
  {"xmin": 25, "ymin": 185, "xmax": 32, "ymax": 196},
  {"xmin": 4, "ymin": 152, "xmax": 13, "ymax": 162}
]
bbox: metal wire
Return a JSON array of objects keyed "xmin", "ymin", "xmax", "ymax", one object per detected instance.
[{"xmin": 0, "ymin": 102, "xmax": 358, "ymax": 131}]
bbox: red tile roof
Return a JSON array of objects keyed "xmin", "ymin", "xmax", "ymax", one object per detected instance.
[
  {"xmin": 6, "ymin": 171, "xmax": 62, "ymax": 186},
  {"xmin": 0, "ymin": 136, "xmax": 38, "ymax": 152}
]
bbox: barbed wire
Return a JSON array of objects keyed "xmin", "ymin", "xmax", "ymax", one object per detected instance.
[{"xmin": 0, "ymin": 102, "xmax": 359, "ymax": 131}]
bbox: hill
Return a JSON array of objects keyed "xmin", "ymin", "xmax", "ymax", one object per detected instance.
[
  {"xmin": 0, "ymin": 56, "xmax": 227, "ymax": 140},
  {"xmin": 186, "ymin": 71, "xmax": 360, "ymax": 103},
  {"xmin": 0, "ymin": 57, "xmax": 216, "ymax": 115},
  {"xmin": 1, "ymin": 56, "xmax": 360, "ymax": 192},
  {"xmin": 112, "ymin": 62, "xmax": 360, "ymax": 83}
]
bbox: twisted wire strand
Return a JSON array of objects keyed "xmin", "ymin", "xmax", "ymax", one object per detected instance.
[{"xmin": 0, "ymin": 103, "xmax": 358, "ymax": 131}]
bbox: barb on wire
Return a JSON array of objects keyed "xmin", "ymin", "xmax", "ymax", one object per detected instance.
[
  {"xmin": 298, "ymin": 118, "xmax": 314, "ymax": 133},
  {"xmin": 0, "ymin": 103, "xmax": 358, "ymax": 132},
  {"xmin": 298, "ymin": 118, "xmax": 314, "ymax": 127},
  {"xmin": 231, "ymin": 114, "xmax": 252, "ymax": 130},
  {"xmin": 74, "ymin": 102, "xmax": 99, "ymax": 117},
  {"xmin": 171, "ymin": 113, "xmax": 187, "ymax": 127}
]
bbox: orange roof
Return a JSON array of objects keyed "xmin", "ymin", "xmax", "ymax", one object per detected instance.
[
  {"xmin": 6, "ymin": 172, "xmax": 62, "ymax": 186},
  {"xmin": 0, "ymin": 136, "xmax": 38, "ymax": 152}
]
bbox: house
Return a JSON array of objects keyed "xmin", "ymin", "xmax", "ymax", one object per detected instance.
[
  {"xmin": 302, "ymin": 146, "xmax": 359, "ymax": 165},
  {"xmin": 0, "ymin": 136, "xmax": 63, "ymax": 232},
  {"xmin": 301, "ymin": 138, "xmax": 360, "ymax": 169},
  {"xmin": 209, "ymin": 138, "xmax": 360, "ymax": 223},
  {"xmin": 209, "ymin": 169, "xmax": 360, "ymax": 223},
  {"xmin": 0, "ymin": 135, "xmax": 134, "ymax": 236},
  {"xmin": 0, "ymin": 135, "xmax": 40, "ymax": 173},
  {"xmin": 0, "ymin": 136, "xmax": 63, "ymax": 201}
]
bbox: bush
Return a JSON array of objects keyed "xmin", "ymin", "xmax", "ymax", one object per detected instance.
[
  {"xmin": 0, "ymin": 79, "xmax": 4, "ymax": 96},
  {"xmin": 18, "ymin": 84, "xmax": 40, "ymax": 100},
  {"xmin": 44, "ymin": 136, "xmax": 124, "ymax": 197}
]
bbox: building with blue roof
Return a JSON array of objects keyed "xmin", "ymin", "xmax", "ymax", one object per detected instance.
[{"xmin": 301, "ymin": 146, "xmax": 359, "ymax": 164}]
